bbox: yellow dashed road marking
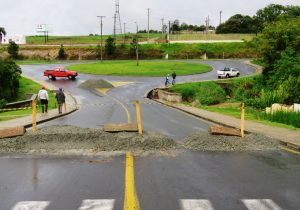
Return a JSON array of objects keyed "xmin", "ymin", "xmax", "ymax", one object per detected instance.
[{"xmin": 111, "ymin": 81, "xmax": 135, "ymax": 87}]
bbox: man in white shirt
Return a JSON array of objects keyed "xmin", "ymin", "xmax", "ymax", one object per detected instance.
[{"xmin": 38, "ymin": 85, "xmax": 49, "ymax": 113}]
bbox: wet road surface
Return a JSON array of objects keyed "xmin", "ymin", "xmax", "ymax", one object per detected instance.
[{"xmin": 1, "ymin": 60, "xmax": 299, "ymax": 210}]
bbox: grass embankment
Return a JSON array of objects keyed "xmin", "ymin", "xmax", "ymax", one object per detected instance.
[
  {"xmin": 171, "ymin": 76, "xmax": 300, "ymax": 130},
  {"xmin": 68, "ymin": 60, "xmax": 212, "ymax": 76},
  {"xmin": 26, "ymin": 33, "xmax": 162, "ymax": 45},
  {"xmin": 0, "ymin": 77, "xmax": 56, "ymax": 121},
  {"xmin": 170, "ymin": 33, "xmax": 255, "ymax": 41},
  {"xmin": 26, "ymin": 33, "xmax": 255, "ymax": 45},
  {"xmin": 6, "ymin": 42, "xmax": 258, "ymax": 60}
]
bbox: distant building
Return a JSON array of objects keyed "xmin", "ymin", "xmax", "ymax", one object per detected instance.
[{"xmin": 1, "ymin": 34, "xmax": 26, "ymax": 44}]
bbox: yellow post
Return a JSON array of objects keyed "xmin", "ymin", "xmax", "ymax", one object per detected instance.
[
  {"xmin": 32, "ymin": 99, "xmax": 37, "ymax": 133},
  {"xmin": 241, "ymin": 103, "xmax": 245, "ymax": 138},
  {"xmin": 135, "ymin": 100, "xmax": 142, "ymax": 135}
]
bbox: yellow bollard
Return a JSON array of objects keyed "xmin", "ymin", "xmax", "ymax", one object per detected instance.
[
  {"xmin": 32, "ymin": 99, "xmax": 37, "ymax": 133},
  {"xmin": 64, "ymin": 103, "xmax": 67, "ymax": 113},
  {"xmin": 135, "ymin": 100, "xmax": 143, "ymax": 135},
  {"xmin": 241, "ymin": 103, "xmax": 245, "ymax": 138}
]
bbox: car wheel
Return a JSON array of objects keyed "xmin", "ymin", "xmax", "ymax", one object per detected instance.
[
  {"xmin": 226, "ymin": 74, "xmax": 229, "ymax": 78},
  {"xmin": 48, "ymin": 75, "xmax": 53, "ymax": 80},
  {"xmin": 236, "ymin": 73, "xmax": 240, "ymax": 77},
  {"xmin": 218, "ymin": 76, "xmax": 221, "ymax": 79},
  {"xmin": 68, "ymin": 75, "xmax": 73, "ymax": 80}
]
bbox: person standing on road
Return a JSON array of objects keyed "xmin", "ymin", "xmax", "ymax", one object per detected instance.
[
  {"xmin": 165, "ymin": 74, "xmax": 170, "ymax": 87},
  {"xmin": 55, "ymin": 88, "xmax": 65, "ymax": 114},
  {"xmin": 172, "ymin": 71, "xmax": 177, "ymax": 85},
  {"xmin": 38, "ymin": 85, "xmax": 49, "ymax": 113}
]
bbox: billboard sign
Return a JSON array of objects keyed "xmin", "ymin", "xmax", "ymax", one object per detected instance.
[{"xmin": 37, "ymin": 24, "xmax": 53, "ymax": 33}]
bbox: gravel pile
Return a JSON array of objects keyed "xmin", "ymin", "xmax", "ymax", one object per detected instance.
[
  {"xmin": 78, "ymin": 79, "xmax": 114, "ymax": 90},
  {"xmin": 0, "ymin": 126, "xmax": 176, "ymax": 155},
  {"xmin": 184, "ymin": 132, "xmax": 280, "ymax": 151}
]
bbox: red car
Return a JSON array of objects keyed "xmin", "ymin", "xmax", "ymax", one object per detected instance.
[{"xmin": 44, "ymin": 67, "xmax": 78, "ymax": 80}]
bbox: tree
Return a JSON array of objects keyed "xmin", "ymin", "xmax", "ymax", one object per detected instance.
[
  {"xmin": 0, "ymin": 27, "xmax": 6, "ymax": 43},
  {"xmin": 254, "ymin": 4, "xmax": 300, "ymax": 33},
  {"xmin": 0, "ymin": 59, "xmax": 22, "ymax": 102},
  {"xmin": 256, "ymin": 17, "xmax": 300, "ymax": 104},
  {"xmin": 95, "ymin": 44, "xmax": 101, "ymax": 59},
  {"xmin": 58, "ymin": 44, "xmax": 66, "ymax": 59},
  {"xmin": 7, "ymin": 41, "xmax": 19, "ymax": 59},
  {"xmin": 216, "ymin": 14, "xmax": 256, "ymax": 34},
  {"xmin": 105, "ymin": 36, "xmax": 116, "ymax": 56}
]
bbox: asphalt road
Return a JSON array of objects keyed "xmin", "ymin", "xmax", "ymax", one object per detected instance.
[{"xmin": 1, "ymin": 60, "xmax": 299, "ymax": 210}]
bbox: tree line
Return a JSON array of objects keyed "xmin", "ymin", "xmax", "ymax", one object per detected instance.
[{"xmin": 216, "ymin": 4, "xmax": 300, "ymax": 34}]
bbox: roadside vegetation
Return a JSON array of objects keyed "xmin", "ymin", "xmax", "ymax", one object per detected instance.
[
  {"xmin": 171, "ymin": 16, "xmax": 300, "ymax": 129},
  {"xmin": 0, "ymin": 75, "xmax": 56, "ymax": 121},
  {"xmin": 68, "ymin": 61, "xmax": 212, "ymax": 76}
]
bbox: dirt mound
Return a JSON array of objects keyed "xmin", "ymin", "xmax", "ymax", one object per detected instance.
[
  {"xmin": 0, "ymin": 126, "xmax": 176, "ymax": 155},
  {"xmin": 184, "ymin": 132, "xmax": 280, "ymax": 151},
  {"xmin": 78, "ymin": 79, "xmax": 114, "ymax": 90}
]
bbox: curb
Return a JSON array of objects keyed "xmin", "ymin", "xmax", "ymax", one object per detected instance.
[
  {"xmin": 24, "ymin": 108, "xmax": 78, "ymax": 129},
  {"xmin": 152, "ymin": 98, "xmax": 245, "ymax": 131}
]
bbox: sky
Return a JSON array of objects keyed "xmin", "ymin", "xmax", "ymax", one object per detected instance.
[{"xmin": 0, "ymin": 0, "xmax": 299, "ymax": 36}]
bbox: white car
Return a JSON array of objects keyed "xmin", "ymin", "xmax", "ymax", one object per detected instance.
[{"xmin": 217, "ymin": 67, "xmax": 240, "ymax": 79}]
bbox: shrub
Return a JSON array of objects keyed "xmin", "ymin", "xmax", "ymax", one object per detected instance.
[
  {"xmin": 195, "ymin": 82, "xmax": 227, "ymax": 105},
  {"xmin": 258, "ymin": 111, "xmax": 300, "ymax": 128},
  {"xmin": 105, "ymin": 36, "xmax": 116, "ymax": 56},
  {"xmin": 58, "ymin": 44, "xmax": 66, "ymax": 59},
  {"xmin": 171, "ymin": 84, "xmax": 198, "ymax": 101},
  {"xmin": 7, "ymin": 41, "xmax": 19, "ymax": 59},
  {"xmin": 0, "ymin": 99, "xmax": 6, "ymax": 109}
]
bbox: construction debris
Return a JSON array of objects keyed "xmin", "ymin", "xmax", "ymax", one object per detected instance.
[
  {"xmin": 78, "ymin": 79, "xmax": 114, "ymax": 90},
  {"xmin": 0, "ymin": 127, "xmax": 26, "ymax": 139},
  {"xmin": 103, "ymin": 123, "xmax": 138, "ymax": 132},
  {"xmin": 209, "ymin": 125, "xmax": 241, "ymax": 137}
]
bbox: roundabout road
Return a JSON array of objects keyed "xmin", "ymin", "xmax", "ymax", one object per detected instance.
[
  {"xmin": 20, "ymin": 59, "xmax": 256, "ymax": 140},
  {"xmin": 1, "ymin": 60, "xmax": 299, "ymax": 210}
]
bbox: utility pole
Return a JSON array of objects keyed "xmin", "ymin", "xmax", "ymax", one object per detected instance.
[
  {"xmin": 97, "ymin": 16, "xmax": 106, "ymax": 63},
  {"xmin": 147, "ymin": 8, "xmax": 150, "ymax": 43},
  {"xmin": 219, "ymin": 11, "xmax": 222, "ymax": 25},
  {"xmin": 135, "ymin": 22, "xmax": 139, "ymax": 66},
  {"xmin": 113, "ymin": 13, "xmax": 117, "ymax": 38},
  {"xmin": 123, "ymin": 22, "xmax": 126, "ymax": 43},
  {"xmin": 161, "ymin": 18, "xmax": 164, "ymax": 34}
]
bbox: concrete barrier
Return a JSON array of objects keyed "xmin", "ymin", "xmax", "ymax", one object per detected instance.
[{"xmin": 157, "ymin": 89, "xmax": 182, "ymax": 103}]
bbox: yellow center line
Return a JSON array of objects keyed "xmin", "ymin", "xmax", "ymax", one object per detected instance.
[
  {"xmin": 124, "ymin": 152, "xmax": 140, "ymax": 210},
  {"xmin": 95, "ymin": 89, "xmax": 131, "ymax": 123}
]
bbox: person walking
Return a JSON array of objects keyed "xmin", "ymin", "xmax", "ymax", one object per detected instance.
[
  {"xmin": 165, "ymin": 74, "xmax": 170, "ymax": 87},
  {"xmin": 171, "ymin": 71, "xmax": 177, "ymax": 85},
  {"xmin": 55, "ymin": 88, "xmax": 65, "ymax": 114},
  {"xmin": 38, "ymin": 85, "xmax": 49, "ymax": 113}
]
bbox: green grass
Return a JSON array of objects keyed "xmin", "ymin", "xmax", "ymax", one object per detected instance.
[
  {"xmin": 0, "ymin": 77, "xmax": 56, "ymax": 121},
  {"xmin": 199, "ymin": 105, "xmax": 300, "ymax": 131},
  {"xmin": 170, "ymin": 33, "xmax": 256, "ymax": 41},
  {"xmin": 26, "ymin": 33, "xmax": 163, "ymax": 45},
  {"xmin": 25, "ymin": 33, "xmax": 256, "ymax": 45},
  {"xmin": 67, "ymin": 60, "xmax": 212, "ymax": 76}
]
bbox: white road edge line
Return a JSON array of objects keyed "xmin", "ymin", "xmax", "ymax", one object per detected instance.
[
  {"xmin": 12, "ymin": 201, "xmax": 50, "ymax": 210},
  {"xmin": 180, "ymin": 199, "xmax": 215, "ymax": 210},
  {"xmin": 242, "ymin": 199, "xmax": 282, "ymax": 210},
  {"xmin": 78, "ymin": 199, "xmax": 115, "ymax": 210}
]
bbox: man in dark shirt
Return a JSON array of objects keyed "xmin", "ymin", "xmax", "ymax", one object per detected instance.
[
  {"xmin": 55, "ymin": 88, "xmax": 65, "ymax": 114},
  {"xmin": 172, "ymin": 72, "xmax": 177, "ymax": 85}
]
